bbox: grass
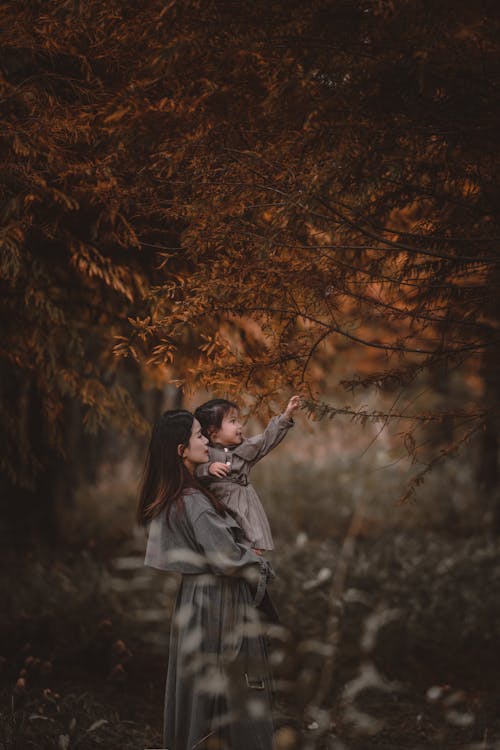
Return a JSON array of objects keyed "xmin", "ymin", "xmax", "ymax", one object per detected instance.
[
  {"xmin": 0, "ymin": 547, "xmax": 165, "ymax": 750},
  {"xmin": 2, "ymin": 686, "xmax": 162, "ymax": 750}
]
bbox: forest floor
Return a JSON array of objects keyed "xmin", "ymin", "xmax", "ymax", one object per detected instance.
[{"xmin": 2, "ymin": 525, "xmax": 500, "ymax": 750}]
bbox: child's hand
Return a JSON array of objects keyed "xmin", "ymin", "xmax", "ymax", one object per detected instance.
[
  {"xmin": 252, "ymin": 548, "xmax": 264, "ymax": 556},
  {"xmin": 208, "ymin": 461, "xmax": 230, "ymax": 477},
  {"xmin": 284, "ymin": 394, "xmax": 301, "ymax": 420}
]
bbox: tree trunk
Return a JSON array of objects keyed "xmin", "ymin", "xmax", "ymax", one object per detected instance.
[
  {"xmin": 477, "ymin": 337, "xmax": 500, "ymax": 530},
  {"xmin": 0, "ymin": 382, "xmax": 64, "ymax": 544}
]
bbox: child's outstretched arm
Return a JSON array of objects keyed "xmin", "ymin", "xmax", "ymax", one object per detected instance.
[
  {"xmin": 233, "ymin": 395, "xmax": 301, "ymax": 465},
  {"xmin": 283, "ymin": 395, "xmax": 301, "ymax": 419}
]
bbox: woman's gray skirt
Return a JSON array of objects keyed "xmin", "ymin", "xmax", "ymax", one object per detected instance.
[{"xmin": 163, "ymin": 574, "xmax": 275, "ymax": 750}]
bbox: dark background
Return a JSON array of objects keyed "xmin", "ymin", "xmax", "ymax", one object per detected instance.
[{"xmin": 1, "ymin": 1, "xmax": 499, "ymax": 748}]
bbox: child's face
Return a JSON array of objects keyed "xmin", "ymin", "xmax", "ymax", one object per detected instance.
[{"xmin": 211, "ymin": 407, "xmax": 243, "ymax": 446}]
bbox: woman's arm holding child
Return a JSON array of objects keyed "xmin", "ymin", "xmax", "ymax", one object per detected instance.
[{"xmin": 192, "ymin": 506, "xmax": 273, "ymax": 605}]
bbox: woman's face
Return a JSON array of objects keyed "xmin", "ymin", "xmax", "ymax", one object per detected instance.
[{"xmin": 180, "ymin": 418, "xmax": 209, "ymax": 471}]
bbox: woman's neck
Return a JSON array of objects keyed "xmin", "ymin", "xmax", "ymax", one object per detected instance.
[{"xmin": 182, "ymin": 459, "xmax": 197, "ymax": 475}]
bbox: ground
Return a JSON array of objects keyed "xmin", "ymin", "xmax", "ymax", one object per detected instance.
[{"xmin": 2, "ymin": 525, "xmax": 500, "ymax": 750}]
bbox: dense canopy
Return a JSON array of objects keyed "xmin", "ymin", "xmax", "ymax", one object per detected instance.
[{"xmin": 1, "ymin": 0, "xmax": 499, "ymax": 511}]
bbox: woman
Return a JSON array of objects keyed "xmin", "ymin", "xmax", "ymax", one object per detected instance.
[{"xmin": 138, "ymin": 409, "xmax": 275, "ymax": 750}]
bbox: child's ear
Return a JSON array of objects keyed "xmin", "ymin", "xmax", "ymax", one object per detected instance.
[{"xmin": 177, "ymin": 443, "xmax": 185, "ymax": 458}]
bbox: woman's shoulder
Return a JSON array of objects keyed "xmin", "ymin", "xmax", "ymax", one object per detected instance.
[{"xmin": 182, "ymin": 488, "xmax": 213, "ymax": 520}]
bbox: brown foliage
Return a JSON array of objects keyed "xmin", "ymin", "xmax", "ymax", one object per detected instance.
[{"xmin": 1, "ymin": 0, "xmax": 499, "ymax": 493}]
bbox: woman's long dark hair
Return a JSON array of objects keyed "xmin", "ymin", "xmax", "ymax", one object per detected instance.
[{"xmin": 137, "ymin": 409, "xmax": 225, "ymax": 526}]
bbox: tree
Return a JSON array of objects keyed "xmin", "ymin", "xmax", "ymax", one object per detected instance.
[
  {"xmin": 120, "ymin": 0, "xmax": 500, "ymax": 500},
  {"xmin": 1, "ymin": 0, "xmax": 499, "ymax": 533},
  {"xmin": 0, "ymin": 0, "xmax": 180, "ymax": 536}
]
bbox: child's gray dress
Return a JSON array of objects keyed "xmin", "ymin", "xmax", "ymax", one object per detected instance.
[
  {"xmin": 145, "ymin": 489, "xmax": 275, "ymax": 750},
  {"xmin": 196, "ymin": 414, "xmax": 294, "ymax": 550}
]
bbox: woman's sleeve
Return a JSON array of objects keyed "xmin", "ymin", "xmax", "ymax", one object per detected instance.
[
  {"xmin": 194, "ymin": 462, "xmax": 213, "ymax": 481},
  {"xmin": 192, "ymin": 508, "xmax": 272, "ymax": 606},
  {"xmin": 233, "ymin": 414, "xmax": 294, "ymax": 465}
]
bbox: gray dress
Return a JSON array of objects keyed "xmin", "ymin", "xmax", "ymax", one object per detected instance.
[
  {"xmin": 145, "ymin": 489, "xmax": 275, "ymax": 750},
  {"xmin": 195, "ymin": 414, "xmax": 294, "ymax": 550}
]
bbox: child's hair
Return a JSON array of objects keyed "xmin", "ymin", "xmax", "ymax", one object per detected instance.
[{"xmin": 194, "ymin": 398, "xmax": 239, "ymax": 440}]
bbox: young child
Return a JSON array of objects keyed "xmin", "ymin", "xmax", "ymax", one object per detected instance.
[{"xmin": 194, "ymin": 395, "xmax": 301, "ymax": 551}]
